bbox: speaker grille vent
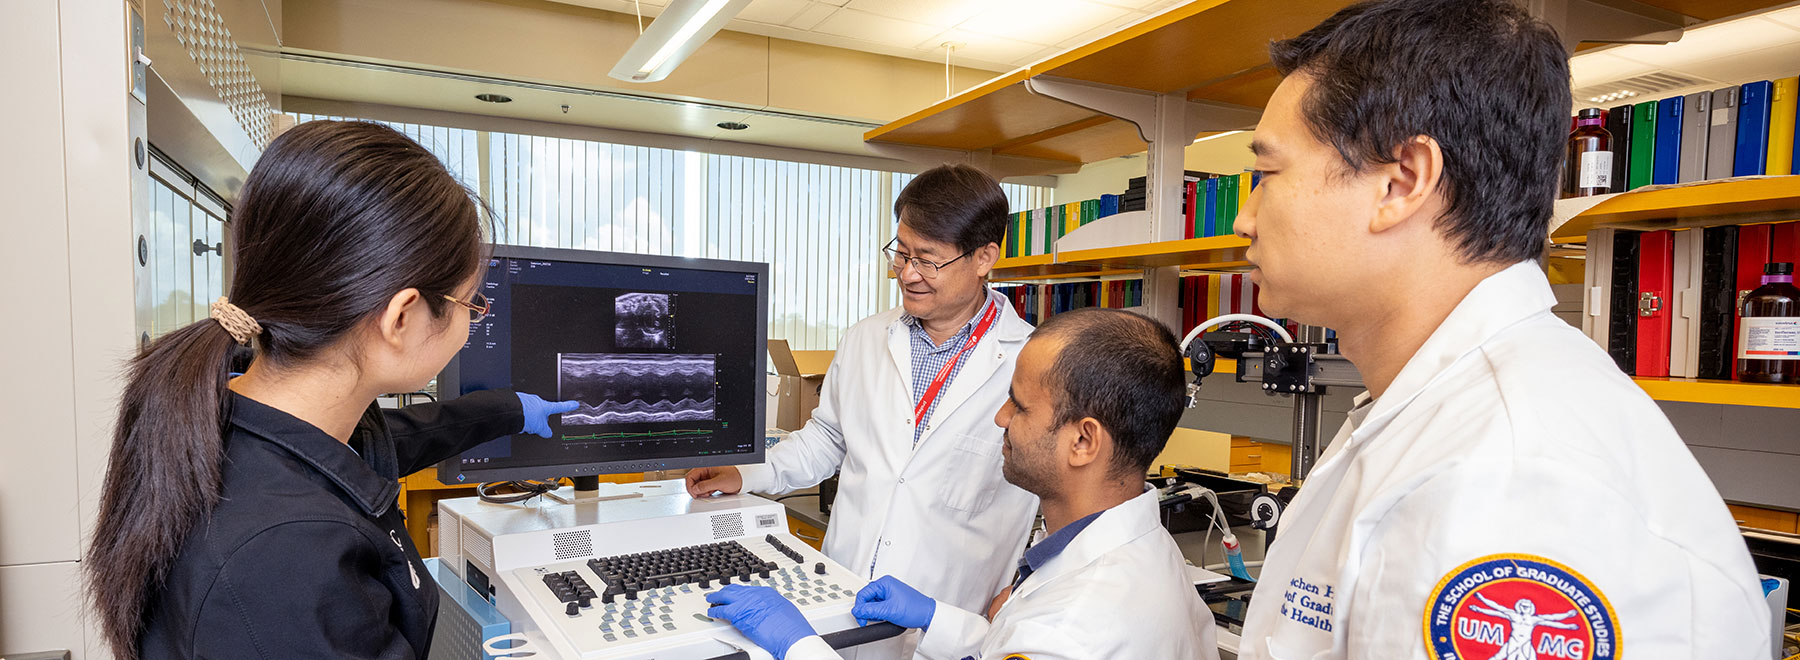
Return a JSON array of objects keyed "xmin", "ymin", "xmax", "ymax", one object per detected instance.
[
  {"xmin": 711, "ymin": 513, "xmax": 745, "ymax": 539},
  {"xmin": 553, "ymin": 530, "xmax": 594, "ymax": 560},
  {"xmin": 462, "ymin": 521, "xmax": 494, "ymax": 570}
]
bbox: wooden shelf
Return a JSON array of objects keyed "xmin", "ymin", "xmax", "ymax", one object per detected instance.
[
  {"xmin": 1633, "ymin": 377, "xmax": 1800, "ymax": 409},
  {"xmin": 1061, "ymin": 235, "xmax": 1252, "ymax": 271},
  {"xmin": 992, "ymin": 235, "xmax": 1251, "ymax": 280},
  {"xmin": 863, "ymin": 0, "xmax": 1359, "ymax": 166},
  {"xmin": 1550, "ymin": 176, "xmax": 1800, "ymax": 242}
]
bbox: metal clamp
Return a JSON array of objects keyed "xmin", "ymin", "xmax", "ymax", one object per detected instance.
[{"xmin": 1638, "ymin": 292, "xmax": 1662, "ymax": 317}]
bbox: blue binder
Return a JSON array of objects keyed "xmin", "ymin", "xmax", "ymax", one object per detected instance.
[
  {"xmin": 1203, "ymin": 179, "xmax": 1218, "ymax": 238},
  {"xmin": 1736, "ymin": 80, "xmax": 1773, "ymax": 176},
  {"xmin": 1653, "ymin": 95, "xmax": 1683, "ymax": 185}
]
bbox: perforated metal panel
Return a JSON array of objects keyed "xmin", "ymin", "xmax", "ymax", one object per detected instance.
[
  {"xmin": 462, "ymin": 520, "xmax": 494, "ymax": 572},
  {"xmin": 438, "ymin": 508, "xmax": 462, "ymax": 569},
  {"xmin": 710, "ymin": 512, "xmax": 745, "ymax": 540},
  {"xmin": 552, "ymin": 529, "xmax": 593, "ymax": 560},
  {"xmin": 161, "ymin": 0, "xmax": 273, "ymax": 146}
]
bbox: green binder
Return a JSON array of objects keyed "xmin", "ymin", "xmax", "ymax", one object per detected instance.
[{"xmin": 1629, "ymin": 99, "xmax": 1658, "ymax": 190}]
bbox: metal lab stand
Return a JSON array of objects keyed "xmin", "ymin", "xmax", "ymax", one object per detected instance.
[{"xmin": 1233, "ymin": 325, "xmax": 1365, "ymax": 481}]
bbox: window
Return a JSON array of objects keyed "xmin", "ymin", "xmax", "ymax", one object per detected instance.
[
  {"xmin": 142, "ymin": 152, "xmax": 228, "ymax": 342},
  {"xmin": 290, "ymin": 113, "xmax": 1051, "ymax": 349}
]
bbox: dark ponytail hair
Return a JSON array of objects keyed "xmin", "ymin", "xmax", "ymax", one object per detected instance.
[{"xmin": 85, "ymin": 120, "xmax": 486, "ymax": 658}]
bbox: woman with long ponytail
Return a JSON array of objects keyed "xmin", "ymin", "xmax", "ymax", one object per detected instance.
[{"xmin": 86, "ymin": 120, "xmax": 575, "ymax": 659}]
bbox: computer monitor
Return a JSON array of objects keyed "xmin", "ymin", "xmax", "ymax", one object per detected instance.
[{"xmin": 435, "ymin": 245, "xmax": 768, "ymax": 484}]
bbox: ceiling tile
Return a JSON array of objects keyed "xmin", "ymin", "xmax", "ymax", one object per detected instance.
[
  {"xmin": 1054, "ymin": 12, "xmax": 1145, "ymax": 48},
  {"xmin": 1665, "ymin": 41, "xmax": 1800, "ymax": 87},
  {"xmin": 923, "ymin": 28, "xmax": 1050, "ymax": 66},
  {"xmin": 957, "ymin": 0, "xmax": 1131, "ymax": 45},
  {"xmin": 843, "ymin": 0, "xmax": 982, "ymax": 28},
  {"xmin": 813, "ymin": 8, "xmax": 943, "ymax": 47},
  {"xmin": 737, "ymin": 0, "xmax": 813, "ymax": 25},
  {"xmin": 1569, "ymin": 51, "xmax": 1662, "ymax": 90},
  {"xmin": 786, "ymin": 2, "xmax": 839, "ymax": 29}
]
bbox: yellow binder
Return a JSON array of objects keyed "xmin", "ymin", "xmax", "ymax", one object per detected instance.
[{"xmin": 1768, "ymin": 77, "xmax": 1797, "ymax": 175}]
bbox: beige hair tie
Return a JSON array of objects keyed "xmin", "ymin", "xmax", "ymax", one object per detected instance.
[{"xmin": 209, "ymin": 297, "xmax": 262, "ymax": 346}]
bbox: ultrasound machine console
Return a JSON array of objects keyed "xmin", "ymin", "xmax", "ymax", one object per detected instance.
[{"xmin": 431, "ymin": 246, "xmax": 889, "ymax": 659}]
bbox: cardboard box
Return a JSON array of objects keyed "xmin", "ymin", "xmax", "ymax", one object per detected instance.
[{"xmin": 768, "ymin": 340, "xmax": 832, "ymax": 431}]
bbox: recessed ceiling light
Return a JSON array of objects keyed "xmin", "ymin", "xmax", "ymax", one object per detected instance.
[
  {"xmin": 475, "ymin": 93, "xmax": 513, "ymax": 104},
  {"xmin": 716, "ymin": 121, "xmax": 748, "ymax": 131}
]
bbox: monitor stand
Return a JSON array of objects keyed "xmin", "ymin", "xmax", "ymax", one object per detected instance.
[{"xmin": 545, "ymin": 475, "xmax": 646, "ymax": 505}]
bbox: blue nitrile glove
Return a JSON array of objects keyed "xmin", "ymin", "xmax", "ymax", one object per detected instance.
[
  {"xmin": 704, "ymin": 585, "xmax": 818, "ymax": 659},
  {"xmin": 517, "ymin": 392, "xmax": 579, "ymax": 438},
  {"xmin": 851, "ymin": 576, "xmax": 936, "ymax": 629}
]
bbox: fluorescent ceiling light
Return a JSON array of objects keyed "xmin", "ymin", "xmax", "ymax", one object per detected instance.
[{"xmin": 609, "ymin": 0, "xmax": 752, "ymax": 83}]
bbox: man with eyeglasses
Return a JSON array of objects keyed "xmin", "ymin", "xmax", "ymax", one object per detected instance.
[{"xmin": 687, "ymin": 164, "xmax": 1039, "ymax": 659}]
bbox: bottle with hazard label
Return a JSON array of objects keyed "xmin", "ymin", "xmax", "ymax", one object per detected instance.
[
  {"xmin": 1737, "ymin": 262, "xmax": 1799, "ymax": 383},
  {"xmin": 1563, "ymin": 108, "xmax": 1612, "ymax": 198}
]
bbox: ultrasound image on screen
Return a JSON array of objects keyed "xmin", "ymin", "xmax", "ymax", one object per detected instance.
[
  {"xmin": 558, "ymin": 353, "xmax": 717, "ymax": 425},
  {"xmin": 615, "ymin": 293, "xmax": 674, "ymax": 348}
]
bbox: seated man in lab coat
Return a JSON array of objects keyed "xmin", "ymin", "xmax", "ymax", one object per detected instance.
[
  {"xmin": 1230, "ymin": 0, "xmax": 1770, "ymax": 658},
  {"xmin": 706, "ymin": 308, "xmax": 1219, "ymax": 660}
]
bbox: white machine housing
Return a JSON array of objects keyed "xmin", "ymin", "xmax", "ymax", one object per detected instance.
[{"xmin": 437, "ymin": 480, "xmax": 865, "ymax": 660}]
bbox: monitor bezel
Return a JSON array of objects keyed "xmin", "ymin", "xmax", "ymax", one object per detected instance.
[{"xmin": 433, "ymin": 244, "xmax": 769, "ymax": 485}]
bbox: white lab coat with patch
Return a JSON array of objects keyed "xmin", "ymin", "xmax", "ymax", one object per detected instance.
[
  {"xmin": 1237, "ymin": 262, "xmax": 1770, "ymax": 659},
  {"xmin": 740, "ymin": 290, "xmax": 1040, "ymax": 655},
  {"xmin": 785, "ymin": 487, "xmax": 1220, "ymax": 660}
]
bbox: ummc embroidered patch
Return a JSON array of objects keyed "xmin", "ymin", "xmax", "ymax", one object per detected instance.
[{"xmin": 1423, "ymin": 554, "xmax": 1618, "ymax": 660}]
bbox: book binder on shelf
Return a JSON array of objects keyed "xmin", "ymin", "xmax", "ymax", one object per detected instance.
[
  {"xmin": 1584, "ymin": 227, "xmax": 1618, "ymax": 352},
  {"xmin": 1607, "ymin": 103, "xmax": 1634, "ymax": 190},
  {"xmin": 1771, "ymin": 221, "xmax": 1799, "ymax": 266},
  {"xmin": 1734, "ymin": 223, "xmax": 1773, "ymax": 380},
  {"xmin": 1653, "ymin": 95, "xmax": 1682, "ymax": 186},
  {"xmin": 1635, "ymin": 230, "xmax": 1675, "ymax": 379},
  {"xmin": 1629, "ymin": 99, "xmax": 1658, "ymax": 190},
  {"xmin": 1707, "ymin": 87, "xmax": 1739, "ymax": 180},
  {"xmin": 1698, "ymin": 225, "xmax": 1739, "ymax": 381},
  {"xmin": 1609, "ymin": 229, "xmax": 1642, "ymax": 374},
  {"xmin": 1670, "ymin": 229, "xmax": 1703, "ymax": 378},
  {"xmin": 1679, "ymin": 91, "xmax": 1710, "ymax": 184},
  {"xmin": 1204, "ymin": 179, "xmax": 1219, "ymax": 238},
  {"xmin": 1735, "ymin": 80, "xmax": 1772, "ymax": 177},
  {"xmin": 1768, "ymin": 77, "xmax": 1797, "ymax": 175}
]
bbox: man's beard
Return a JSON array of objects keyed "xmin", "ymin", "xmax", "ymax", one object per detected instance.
[{"xmin": 1000, "ymin": 427, "xmax": 1054, "ymax": 497}]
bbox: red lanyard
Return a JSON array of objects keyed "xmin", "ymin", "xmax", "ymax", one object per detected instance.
[{"xmin": 914, "ymin": 300, "xmax": 1002, "ymax": 423}]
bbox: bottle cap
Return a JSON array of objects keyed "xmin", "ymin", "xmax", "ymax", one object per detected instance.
[
  {"xmin": 1766, "ymin": 262, "xmax": 1795, "ymax": 276},
  {"xmin": 1577, "ymin": 108, "xmax": 1604, "ymax": 120}
]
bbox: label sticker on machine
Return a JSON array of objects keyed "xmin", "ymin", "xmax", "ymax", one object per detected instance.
[
  {"xmin": 1423, "ymin": 554, "xmax": 1618, "ymax": 660},
  {"xmin": 757, "ymin": 514, "xmax": 779, "ymax": 528},
  {"xmin": 1739, "ymin": 317, "xmax": 1800, "ymax": 359}
]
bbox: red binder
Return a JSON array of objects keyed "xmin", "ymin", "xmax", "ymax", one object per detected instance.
[
  {"xmin": 1185, "ymin": 181, "xmax": 1199, "ymax": 239},
  {"xmin": 1635, "ymin": 230, "xmax": 1675, "ymax": 378},
  {"xmin": 1734, "ymin": 224, "xmax": 1773, "ymax": 379},
  {"xmin": 1771, "ymin": 221, "xmax": 1799, "ymax": 265}
]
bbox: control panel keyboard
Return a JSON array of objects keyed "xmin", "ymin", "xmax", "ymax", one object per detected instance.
[{"xmin": 516, "ymin": 532, "xmax": 865, "ymax": 659}]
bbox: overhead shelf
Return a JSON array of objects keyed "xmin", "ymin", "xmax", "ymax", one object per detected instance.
[
  {"xmin": 1633, "ymin": 377, "xmax": 1800, "ymax": 409},
  {"xmin": 863, "ymin": 0, "xmax": 1360, "ymax": 166},
  {"xmin": 992, "ymin": 235, "xmax": 1251, "ymax": 280},
  {"xmin": 1551, "ymin": 176, "xmax": 1800, "ymax": 242}
]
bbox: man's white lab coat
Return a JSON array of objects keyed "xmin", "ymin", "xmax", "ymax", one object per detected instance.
[{"xmin": 1238, "ymin": 262, "xmax": 1770, "ymax": 659}]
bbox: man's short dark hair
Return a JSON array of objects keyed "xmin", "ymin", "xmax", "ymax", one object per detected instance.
[
  {"xmin": 1034, "ymin": 308, "xmax": 1187, "ymax": 478},
  {"xmin": 893, "ymin": 164, "xmax": 1010, "ymax": 254},
  {"xmin": 1270, "ymin": 0, "xmax": 1570, "ymax": 265}
]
